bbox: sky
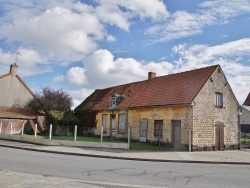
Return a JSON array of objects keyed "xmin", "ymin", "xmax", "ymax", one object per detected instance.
[{"xmin": 0, "ymin": 0, "xmax": 250, "ymax": 109}]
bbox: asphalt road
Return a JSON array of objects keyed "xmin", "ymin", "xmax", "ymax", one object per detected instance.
[{"xmin": 1, "ymin": 146, "xmax": 250, "ymax": 188}]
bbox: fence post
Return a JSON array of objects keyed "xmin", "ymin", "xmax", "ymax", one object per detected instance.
[
  {"xmin": 101, "ymin": 126, "xmax": 103, "ymax": 143},
  {"xmin": 10, "ymin": 123, "xmax": 12, "ymax": 135},
  {"xmin": 34, "ymin": 124, "xmax": 37, "ymax": 138},
  {"xmin": 0, "ymin": 122, "xmax": 2, "ymax": 135},
  {"xmin": 74, "ymin": 125, "xmax": 77, "ymax": 143},
  {"xmin": 189, "ymin": 128, "xmax": 192, "ymax": 152},
  {"xmin": 49, "ymin": 124, "xmax": 52, "ymax": 140},
  {"xmin": 128, "ymin": 126, "xmax": 131, "ymax": 149},
  {"xmin": 21, "ymin": 122, "xmax": 25, "ymax": 136}
]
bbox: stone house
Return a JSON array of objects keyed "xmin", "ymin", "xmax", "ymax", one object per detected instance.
[
  {"xmin": 75, "ymin": 65, "xmax": 239, "ymax": 151},
  {"xmin": 240, "ymin": 93, "xmax": 250, "ymax": 133},
  {"xmin": 0, "ymin": 64, "xmax": 44, "ymax": 134}
]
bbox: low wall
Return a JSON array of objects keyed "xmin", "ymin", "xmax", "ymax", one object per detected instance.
[{"xmin": 0, "ymin": 135, "xmax": 129, "ymax": 149}]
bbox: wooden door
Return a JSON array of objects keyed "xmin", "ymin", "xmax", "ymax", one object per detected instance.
[
  {"xmin": 215, "ymin": 125, "xmax": 224, "ymax": 150},
  {"xmin": 110, "ymin": 114, "xmax": 116, "ymax": 137},
  {"xmin": 172, "ymin": 120, "xmax": 181, "ymax": 150},
  {"xmin": 139, "ymin": 119, "xmax": 148, "ymax": 142}
]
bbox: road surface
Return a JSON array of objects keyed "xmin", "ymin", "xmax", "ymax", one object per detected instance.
[{"xmin": 0, "ymin": 146, "xmax": 250, "ymax": 187}]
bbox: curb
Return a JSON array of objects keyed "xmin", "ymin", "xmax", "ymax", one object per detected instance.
[{"xmin": 1, "ymin": 143, "xmax": 250, "ymax": 165}]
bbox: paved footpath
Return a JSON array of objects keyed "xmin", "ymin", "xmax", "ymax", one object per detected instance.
[{"xmin": 1, "ymin": 139, "xmax": 250, "ymax": 164}]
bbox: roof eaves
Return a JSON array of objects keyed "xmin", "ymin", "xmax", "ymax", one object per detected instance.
[
  {"xmin": 16, "ymin": 74, "xmax": 36, "ymax": 98},
  {"xmin": 189, "ymin": 65, "xmax": 219, "ymax": 103}
]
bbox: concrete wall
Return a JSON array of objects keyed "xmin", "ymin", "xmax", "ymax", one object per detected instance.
[
  {"xmin": 192, "ymin": 66, "xmax": 239, "ymax": 150},
  {"xmin": 0, "ymin": 75, "xmax": 34, "ymax": 107}
]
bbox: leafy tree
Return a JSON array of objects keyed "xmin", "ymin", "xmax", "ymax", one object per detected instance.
[
  {"xmin": 27, "ymin": 86, "xmax": 73, "ymax": 111},
  {"xmin": 26, "ymin": 86, "xmax": 77, "ymax": 128}
]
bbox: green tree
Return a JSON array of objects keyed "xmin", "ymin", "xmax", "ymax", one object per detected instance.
[{"xmin": 26, "ymin": 86, "xmax": 78, "ymax": 128}]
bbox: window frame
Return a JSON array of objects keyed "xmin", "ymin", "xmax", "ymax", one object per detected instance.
[
  {"xmin": 110, "ymin": 97, "xmax": 117, "ymax": 109},
  {"xmin": 154, "ymin": 120, "xmax": 163, "ymax": 137},
  {"xmin": 118, "ymin": 113, "xmax": 126, "ymax": 134},
  {"xmin": 102, "ymin": 114, "xmax": 108, "ymax": 133},
  {"xmin": 214, "ymin": 92, "xmax": 223, "ymax": 108}
]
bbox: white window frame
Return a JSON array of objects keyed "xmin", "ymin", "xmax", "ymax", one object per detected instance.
[
  {"xmin": 118, "ymin": 113, "xmax": 126, "ymax": 134},
  {"xmin": 110, "ymin": 97, "xmax": 117, "ymax": 109},
  {"xmin": 215, "ymin": 92, "xmax": 223, "ymax": 107},
  {"xmin": 102, "ymin": 114, "xmax": 108, "ymax": 133}
]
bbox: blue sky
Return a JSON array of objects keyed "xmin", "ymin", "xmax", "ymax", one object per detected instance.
[{"xmin": 0, "ymin": 0, "xmax": 250, "ymax": 108}]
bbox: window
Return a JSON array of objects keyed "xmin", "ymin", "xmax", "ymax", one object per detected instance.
[
  {"xmin": 110, "ymin": 97, "xmax": 117, "ymax": 109},
  {"xmin": 118, "ymin": 113, "xmax": 126, "ymax": 133},
  {"xmin": 215, "ymin": 92, "xmax": 223, "ymax": 107},
  {"xmin": 154, "ymin": 120, "xmax": 163, "ymax": 137},
  {"xmin": 102, "ymin": 114, "xmax": 108, "ymax": 133},
  {"xmin": 109, "ymin": 94, "xmax": 125, "ymax": 109}
]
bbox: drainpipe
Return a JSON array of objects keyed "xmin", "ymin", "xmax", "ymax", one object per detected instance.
[{"xmin": 238, "ymin": 107, "xmax": 242, "ymax": 150}]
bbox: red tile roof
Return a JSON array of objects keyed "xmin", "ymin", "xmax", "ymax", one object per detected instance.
[
  {"xmin": 76, "ymin": 65, "xmax": 218, "ymax": 111},
  {"xmin": 243, "ymin": 92, "xmax": 250, "ymax": 106}
]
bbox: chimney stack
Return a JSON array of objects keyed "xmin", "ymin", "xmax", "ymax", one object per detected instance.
[
  {"xmin": 148, "ymin": 72, "xmax": 156, "ymax": 80},
  {"xmin": 10, "ymin": 63, "xmax": 18, "ymax": 75}
]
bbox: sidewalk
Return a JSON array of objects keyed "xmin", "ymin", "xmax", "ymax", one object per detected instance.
[{"xmin": 1, "ymin": 139, "xmax": 250, "ymax": 165}]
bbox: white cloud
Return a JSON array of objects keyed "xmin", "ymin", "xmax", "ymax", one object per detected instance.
[
  {"xmin": 53, "ymin": 75, "xmax": 64, "ymax": 83},
  {"xmin": 146, "ymin": 0, "xmax": 250, "ymax": 43},
  {"xmin": 66, "ymin": 66, "xmax": 87, "ymax": 87},
  {"xmin": 66, "ymin": 49, "xmax": 173, "ymax": 90},
  {"xmin": 172, "ymin": 38, "xmax": 250, "ymax": 104},
  {"xmin": 0, "ymin": 47, "xmax": 51, "ymax": 77},
  {"xmin": 106, "ymin": 35, "xmax": 116, "ymax": 42}
]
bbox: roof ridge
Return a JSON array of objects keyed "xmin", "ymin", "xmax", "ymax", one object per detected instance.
[
  {"xmin": 152, "ymin": 64, "xmax": 219, "ymax": 80},
  {"xmin": 0, "ymin": 72, "xmax": 11, "ymax": 79}
]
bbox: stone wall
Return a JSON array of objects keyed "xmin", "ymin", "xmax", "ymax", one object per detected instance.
[{"xmin": 192, "ymin": 66, "xmax": 239, "ymax": 150}]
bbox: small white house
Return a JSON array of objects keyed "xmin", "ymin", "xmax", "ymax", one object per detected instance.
[{"xmin": 241, "ymin": 92, "xmax": 250, "ymax": 133}]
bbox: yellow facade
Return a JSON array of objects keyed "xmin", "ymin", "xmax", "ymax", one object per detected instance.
[{"xmin": 95, "ymin": 105, "xmax": 193, "ymax": 147}]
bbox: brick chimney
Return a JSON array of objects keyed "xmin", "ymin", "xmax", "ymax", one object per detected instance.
[
  {"xmin": 148, "ymin": 72, "xmax": 156, "ymax": 80},
  {"xmin": 10, "ymin": 63, "xmax": 18, "ymax": 75}
]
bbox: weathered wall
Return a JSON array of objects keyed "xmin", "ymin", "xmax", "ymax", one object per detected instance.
[
  {"xmin": 0, "ymin": 119, "xmax": 28, "ymax": 134},
  {"xmin": 0, "ymin": 75, "xmax": 34, "ymax": 107},
  {"xmin": 94, "ymin": 106, "xmax": 193, "ymax": 147},
  {"xmin": 95, "ymin": 109, "xmax": 128, "ymax": 139},
  {"xmin": 192, "ymin": 66, "xmax": 239, "ymax": 150},
  {"xmin": 127, "ymin": 106, "xmax": 193, "ymax": 146}
]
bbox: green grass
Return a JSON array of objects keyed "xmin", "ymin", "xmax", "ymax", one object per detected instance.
[
  {"xmin": 13, "ymin": 134, "xmax": 126, "ymax": 143},
  {"xmin": 12, "ymin": 134, "xmax": 174, "ymax": 150},
  {"xmin": 241, "ymin": 136, "xmax": 250, "ymax": 143}
]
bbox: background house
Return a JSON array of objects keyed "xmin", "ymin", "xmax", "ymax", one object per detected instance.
[
  {"xmin": 0, "ymin": 63, "xmax": 44, "ymax": 134},
  {"xmin": 240, "ymin": 93, "xmax": 250, "ymax": 133},
  {"xmin": 75, "ymin": 65, "xmax": 239, "ymax": 151}
]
